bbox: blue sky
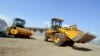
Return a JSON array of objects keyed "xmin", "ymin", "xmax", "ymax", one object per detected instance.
[{"xmin": 0, "ymin": 0, "xmax": 100, "ymax": 38}]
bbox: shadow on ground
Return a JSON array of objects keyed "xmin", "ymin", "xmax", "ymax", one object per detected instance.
[
  {"xmin": 71, "ymin": 46, "xmax": 93, "ymax": 51},
  {"xmin": 0, "ymin": 35, "xmax": 36, "ymax": 40}
]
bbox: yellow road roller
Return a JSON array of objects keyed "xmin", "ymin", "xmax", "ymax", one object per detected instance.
[
  {"xmin": 6, "ymin": 18, "xmax": 33, "ymax": 38},
  {"xmin": 45, "ymin": 18, "xmax": 96, "ymax": 46}
]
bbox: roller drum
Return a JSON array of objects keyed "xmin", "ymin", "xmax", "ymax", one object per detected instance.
[{"xmin": 10, "ymin": 27, "xmax": 33, "ymax": 37}]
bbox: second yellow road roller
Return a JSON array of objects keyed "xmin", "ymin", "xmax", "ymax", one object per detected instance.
[{"xmin": 6, "ymin": 18, "xmax": 33, "ymax": 38}]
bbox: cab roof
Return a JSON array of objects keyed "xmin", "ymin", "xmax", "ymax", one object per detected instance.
[{"xmin": 52, "ymin": 18, "xmax": 64, "ymax": 22}]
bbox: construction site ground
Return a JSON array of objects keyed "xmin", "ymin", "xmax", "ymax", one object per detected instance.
[{"xmin": 0, "ymin": 37, "xmax": 100, "ymax": 56}]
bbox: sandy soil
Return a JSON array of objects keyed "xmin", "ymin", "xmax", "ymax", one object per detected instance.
[{"xmin": 0, "ymin": 37, "xmax": 100, "ymax": 56}]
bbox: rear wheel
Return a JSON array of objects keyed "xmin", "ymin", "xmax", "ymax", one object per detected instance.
[
  {"xmin": 53, "ymin": 33, "xmax": 67, "ymax": 46},
  {"xmin": 66, "ymin": 40, "xmax": 75, "ymax": 46},
  {"xmin": 69, "ymin": 41, "xmax": 74, "ymax": 46},
  {"xmin": 64, "ymin": 36, "xmax": 75, "ymax": 46}
]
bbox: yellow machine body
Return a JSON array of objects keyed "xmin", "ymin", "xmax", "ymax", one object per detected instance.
[
  {"xmin": 46, "ymin": 25, "xmax": 95, "ymax": 46},
  {"xmin": 7, "ymin": 27, "xmax": 33, "ymax": 37},
  {"xmin": 6, "ymin": 18, "xmax": 33, "ymax": 38},
  {"xmin": 45, "ymin": 18, "xmax": 95, "ymax": 46},
  {"xmin": 44, "ymin": 18, "xmax": 95, "ymax": 46}
]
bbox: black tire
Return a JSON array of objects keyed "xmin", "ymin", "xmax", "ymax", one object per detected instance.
[
  {"xmin": 67, "ymin": 40, "xmax": 75, "ymax": 46},
  {"xmin": 53, "ymin": 33, "xmax": 66, "ymax": 46},
  {"xmin": 44, "ymin": 32, "xmax": 49, "ymax": 42}
]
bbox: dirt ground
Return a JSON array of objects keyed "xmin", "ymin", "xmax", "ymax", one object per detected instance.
[{"xmin": 0, "ymin": 37, "xmax": 100, "ymax": 56}]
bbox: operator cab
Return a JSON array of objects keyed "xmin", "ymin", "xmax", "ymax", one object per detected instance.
[
  {"xmin": 12, "ymin": 18, "xmax": 26, "ymax": 28},
  {"xmin": 51, "ymin": 18, "xmax": 63, "ymax": 30}
]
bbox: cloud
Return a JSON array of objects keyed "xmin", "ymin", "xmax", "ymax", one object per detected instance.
[{"xmin": 91, "ymin": 32, "xmax": 97, "ymax": 36}]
